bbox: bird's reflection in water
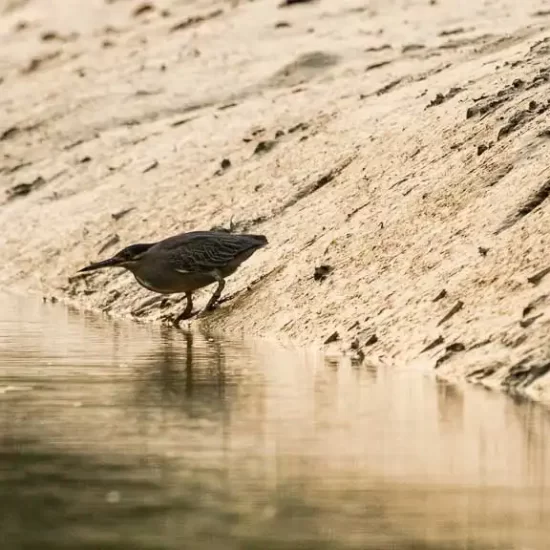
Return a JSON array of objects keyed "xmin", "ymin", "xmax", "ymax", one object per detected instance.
[
  {"xmin": 123, "ymin": 327, "xmax": 240, "ymax": 498},
  {"xmin": 131, "ymin": 328, "xmax": 234, "ymax": 414}
]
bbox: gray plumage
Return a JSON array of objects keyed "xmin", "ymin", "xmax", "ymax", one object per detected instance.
[
  {"xmin": 153, "ymin": 231, "xmax": 267, "ymax": 273},
  {"xmin": 79, "ymin": 230, "xmax": 268, "ymax": 325}
]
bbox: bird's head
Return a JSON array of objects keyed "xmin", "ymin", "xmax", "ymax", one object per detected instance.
[{"xmin": 78, "ymin": 243, "xmax": 153, "ymax": 273}]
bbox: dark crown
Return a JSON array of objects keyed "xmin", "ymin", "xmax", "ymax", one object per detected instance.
[{"xmin": 118, "ymin": 243, "xmax": 154, "ymax": 260}]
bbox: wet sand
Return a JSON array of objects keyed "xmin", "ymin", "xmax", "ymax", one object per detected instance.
[{"xmin": 2, "ymin": 0, "xmax": 550, "ymax": 403}]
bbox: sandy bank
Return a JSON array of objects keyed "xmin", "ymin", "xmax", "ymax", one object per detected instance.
[{"xmin": 2, "ymin": 0, "xmax": 550, "ymax": 403}]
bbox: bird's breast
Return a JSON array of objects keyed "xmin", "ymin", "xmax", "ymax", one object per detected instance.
[
  {"xmin": 132, "ymin": 268, "xmax": 216, "ymax": 294},
  {"xmin": 133, "ymin": 274, "xmax": 170, "ymax": 294}
]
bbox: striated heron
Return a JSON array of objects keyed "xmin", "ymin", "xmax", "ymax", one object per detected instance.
[{"xmin": 79, "ymin": 230, "xmax": 268, "ymax": 325}]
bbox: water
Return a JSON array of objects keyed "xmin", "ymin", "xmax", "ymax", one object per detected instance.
[{"xmin": 0, "ymin": 294, "xmax": 548, "ymax": 550}]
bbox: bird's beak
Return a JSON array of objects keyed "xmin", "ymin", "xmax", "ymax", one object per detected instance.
[{"xmin": 78, "ymin": 256, "xmax": 124, "ymax": 273}]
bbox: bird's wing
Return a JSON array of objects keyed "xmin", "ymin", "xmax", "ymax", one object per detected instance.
[{"xmin": 162, "ymin": 232, "xmax": 264, "ymax": 272}]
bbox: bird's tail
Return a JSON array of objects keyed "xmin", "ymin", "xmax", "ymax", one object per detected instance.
[{"xmin": 247, "ymin": 234, "xmax": 268, "ymax": 247}]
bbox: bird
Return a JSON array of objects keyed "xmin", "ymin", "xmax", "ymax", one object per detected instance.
[{"xmin": 78, "ymin": 230, "xmax": 268, "ymax": 326}]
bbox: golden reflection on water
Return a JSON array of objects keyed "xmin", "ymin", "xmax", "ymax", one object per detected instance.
[{"xmin": 0, "ymin": 293, "xmax": 549, "ymax": 549}]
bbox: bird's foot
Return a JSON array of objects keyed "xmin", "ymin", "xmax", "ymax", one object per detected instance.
[
  {"xmin": 161, "ymin": 310, "xmax": 198, "ymax": 328},
  {"xmin": 195, "ymin": 305, "xmax": 219, "ymax": 320},
  {"xmin": 216, "ymin": 293, "xmax": 236, "ymax": 306},
  {"xmin": 205, "ymin": 301, "xmax": 220, "ymax": 312},
  {"xmin": 160, "ymin": 313, "xmax": 177, "ymax": 326}
]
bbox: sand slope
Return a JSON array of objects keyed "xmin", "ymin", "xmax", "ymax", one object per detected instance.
[{"xmin": 2, "ymin": 0, "xmax": 550, "ymax": 403}]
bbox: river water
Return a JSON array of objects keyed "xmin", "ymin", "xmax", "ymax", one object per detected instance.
[{"xmin": 0, "ymin": 293, "xmax": 548, "ymax": 549}]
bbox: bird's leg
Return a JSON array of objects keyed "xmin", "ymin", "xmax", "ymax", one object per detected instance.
[
  {"xmin": 173, "ymin": 292, "xmax": 194, "ymax": 327},
  {"xmin": 204, "ymin": 272, "xmax": 225, "ymax": 311}
]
